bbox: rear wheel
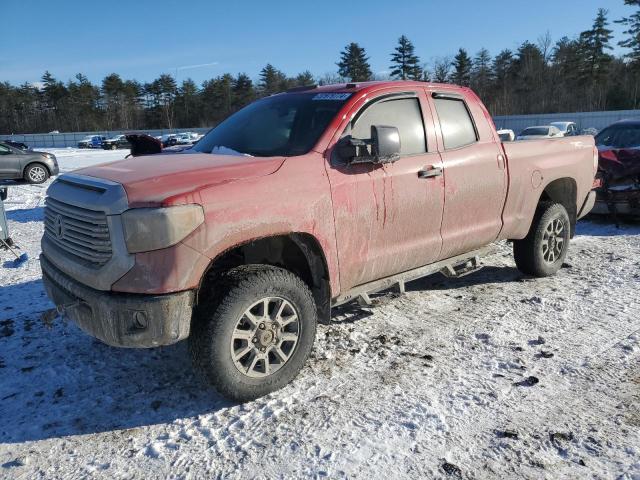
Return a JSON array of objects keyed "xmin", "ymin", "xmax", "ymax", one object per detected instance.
[
  {"xmin": 24, "ymin": 163, "xmax": 49, "ymax": 184},
  {"xmin": 111, "ymin": 144, "xmax": 117, "ymax": 150},
  {"xmin": 513, "ymin": 203, "xmax": 570, "ymax": 277},
  {"xmin": 190, "ymin": 265, "xmax": 317, "ymax": 402}
]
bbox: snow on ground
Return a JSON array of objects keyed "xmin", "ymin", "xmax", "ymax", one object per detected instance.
[{"xmin": 1, "ymin": 149, "xmax": 639, "ymax": 479}]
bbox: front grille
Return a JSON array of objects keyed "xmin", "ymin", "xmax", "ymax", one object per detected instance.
[{"xmin": 44, "ymin": 197, "xmax": 112, "ymax": 266}]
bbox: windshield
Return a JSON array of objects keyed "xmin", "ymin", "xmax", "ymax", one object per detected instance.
[
  {"xmin": 521, "ymin": 127, "xmax": 549, "ymax": 136},
  {"xmin": 193, "ymin": 92, "xmax": 349, "ymax": 157},
  {"xmin": 595, "ymin": 124, "xmax": 640, "ymax": 149}
]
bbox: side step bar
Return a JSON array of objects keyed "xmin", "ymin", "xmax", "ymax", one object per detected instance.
[{"xmin": 332, "ymin": 245, "xmax": 494, "ymax": 308}]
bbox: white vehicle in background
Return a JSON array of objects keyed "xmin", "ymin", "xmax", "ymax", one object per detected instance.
[
  {"xmin": 550, "ymin": 121, "xmax": 579, "ymax": 137},
  {"xmin": 516, "ymin": 125, "xmax": 562, "ymax": 140},
  {"xmin": 497, "ymin": 129, "xmax": 515, "ymax": 142},
  {"xmin": 175, "ymin": 132, "xmax": 201, "ymax": 145}
]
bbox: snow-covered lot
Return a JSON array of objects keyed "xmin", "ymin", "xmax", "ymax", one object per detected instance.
[{"xmin": 0, "ymin": 149, "xmax": 639, "ymax": 479}]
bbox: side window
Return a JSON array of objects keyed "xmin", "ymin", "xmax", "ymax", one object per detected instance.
[
  {"xmin": 351, "ymin": 97, "xmax": 427, "ymax": 155},
  {"xmin": 433, "ymin": 98, "xmax": 477, "ymax": 150},
  {"xmin": 0, "ymin": 145, "xmax": 11, "ymax": 155}
]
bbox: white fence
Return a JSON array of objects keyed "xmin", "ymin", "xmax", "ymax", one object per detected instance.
[
  {"xmin": 0, "ymin": 128, "xmax": 211, "ymax": 149},
  {"xmin": 493, "ymin": 109, "xmax": 640, "ymax": 134}
]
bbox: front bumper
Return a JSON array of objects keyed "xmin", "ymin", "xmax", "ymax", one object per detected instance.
[{"xmin": 41, "ymin": 254, "xmax": 194, "ymax": 348}]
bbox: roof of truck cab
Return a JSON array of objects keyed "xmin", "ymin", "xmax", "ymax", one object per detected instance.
[{"xmin": 287, "ymin": 80, "xmax": 467, "ymax": 94}]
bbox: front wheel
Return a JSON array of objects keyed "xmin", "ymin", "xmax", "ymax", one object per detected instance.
[
  {"xmin": 190, "ymin": 265, "xmax": 317, "ymax": 402},
  {"xmin": 513, "ymin": 203, "xmax": 571, "ymax": 277},
  {"xmin": 24, "ymin": 163, "xmax": 49, "ymax": 184}
]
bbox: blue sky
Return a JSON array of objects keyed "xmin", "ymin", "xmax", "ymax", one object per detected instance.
[{"xmin": 1, "ymin": 0, "xmax": 633, "ymax": 86}]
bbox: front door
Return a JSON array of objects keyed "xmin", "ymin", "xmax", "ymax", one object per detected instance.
[
  {"xmin": 0, "ymin": 144, "xmax": 21, "ymax": 179},
  {"xmin": 326, "ymin": 90, "xmax": 445, "ymax": 291}
]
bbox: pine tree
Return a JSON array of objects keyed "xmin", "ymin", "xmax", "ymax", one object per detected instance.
[
  {"xmin": 451, "ymin": 49, "xmax": 472, "ymax": 86},
  {"xmin": 471, "ymin": 48, "xmax": 493, "ymax": 99},
  {"xmin": 176, "ymin": 79, "xmax": 199, "ymax": 128},
  {"xmin": 390, "ymin": 35, "xmax": 422, "ymax": 80},
  {"xmin": 617, "ymin": 0, "xmax": 640, "ymax": 67},
  {"xmin": 492, "ymin": 49, "xmax": 515, "ymax": 115},
  {"xmin": 232, "ymin": 73, "xmax": 255, "ymax": 109},
  {"xmin": 294, "ymin": 70, "xmax": 315, "ymax": 86},
  {"xmin": 259, "ymin": 64, "xmax": 288, "ymax": 95},
  {"xmin": 580, "ymin": 9, "xmax": 614, "ymax": 81},
  {"xmin": 337, "ymin": 43, "xmax": 372, "ymax": 82}
]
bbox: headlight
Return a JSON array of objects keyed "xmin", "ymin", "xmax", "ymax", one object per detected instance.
[{"xmin": 121, "ymin": 205, "xmax": 204, "ymax": 253}]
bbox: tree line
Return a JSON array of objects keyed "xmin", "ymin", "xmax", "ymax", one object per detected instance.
[{"xmin": 1, "ymin": 3, "xmax": 640, "ymax": 134}]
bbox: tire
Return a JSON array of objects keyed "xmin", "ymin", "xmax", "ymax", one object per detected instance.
[
  {"xmin": 190, "ymin": 265, "xmax": 317, "ymax": 402},
  {"xmin": 24, "ymin": 163, "xmax": 49, "ymax": 184},
  {"xmin": 111, "ymin": 144, "xmax": 117, "ymax": 150},
  {"xmin": 513, "ymin": 202, "xmax": 570, "ymax": 277}
]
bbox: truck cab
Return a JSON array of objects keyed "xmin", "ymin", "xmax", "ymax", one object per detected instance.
[{"xmin": 41, "ymin": 81, "xmax": 597, "ymax": 401}]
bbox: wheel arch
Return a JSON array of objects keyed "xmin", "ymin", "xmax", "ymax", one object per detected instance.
[
  {"xmin": 22, "ymin": 160, "xmax": 52, "ymax": 177},
  {"xmin": 197, "ymin": 233, "xmax": 332, "ymax": 324},
  {"xmin": 538, "ymin": 177, "xmax": 578, "ymax": 237}
]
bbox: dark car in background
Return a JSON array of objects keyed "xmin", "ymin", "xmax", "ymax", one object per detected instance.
[
  {"xmin": 77, "ymin": 135, "xmax": 106, "ymax": 149},
  {"xmin": 102, "ymin": 134, "xmax": 131, "ymax": 150},
  {"xmin": 0, "ymin": 142, "xmax": 59, "ymax": 183},
  {"xmin": 3, "ymin": 140, "xmax": 30, "ymax": 151},
  {"xmin": 592, "ymin": 119, "xmax": 640, "ymax": 216}
]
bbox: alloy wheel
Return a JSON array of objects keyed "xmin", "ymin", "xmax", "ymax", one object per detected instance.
[{"xmin": 229, "ymin": 297, "xmax": 300, "ymax": 378}]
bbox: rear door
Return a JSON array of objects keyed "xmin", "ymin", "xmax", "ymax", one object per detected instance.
[
  {"xmin": 427, "ymin": 89, "xmax": 507, "ymax": 259},
  {"xmin": 326, "ymin": 89, "xmax": 444, "ymax": 290}
]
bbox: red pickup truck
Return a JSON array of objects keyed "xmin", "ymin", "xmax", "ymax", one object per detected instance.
[{"xmin": 41, "ymin": 81, "xmax": 597, "ymax": 401}]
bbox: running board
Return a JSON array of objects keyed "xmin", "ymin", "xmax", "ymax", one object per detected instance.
[
  {"xmin": 332, "ymin": 245, "xmax": 494, "ymax": 308},
  {"xmin": 440, "ymin": 255, "xmax": 482, "ymax": 278}
]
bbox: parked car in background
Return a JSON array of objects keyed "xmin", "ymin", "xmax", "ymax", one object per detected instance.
[
  {"xmin": 159, "ymin": 134, "xmax": 178, "ymax": 148},
  {"xmin": 0, "ymin": 142, "xmax": 59, "ymax": 183},
  {"xmin": 41, "ymin": 81, "xmax": 597, "ymax": 401},
  {"xmin": 550, "ymin": 121, "xmax": 579, "ymax": 136},
  {"xmin": 581, "ymin": 127, "xmax": 599, "ymax": 136},
  {"xmin": 102, "ymin": 134, "xmax": 131, "ymax": 150},
  {"xmin": 3, "ymin": 140, "xmax": 30, "ymax": 151},
  {"xmin": 497, "ymin": 129, "xmax": 515, "ymax": 142},
  {"xmin": 516, "ymin": 125, "xmax": 562, "ymax": 140},
  {"xmin": 174, "ymin": 132, "xmax": 201, "ymax": 145},
  {"xmin": 78, "ymin": 135, "xmax": 106, "ymax": 149},
  {"xmin": 591, "ymin": 119, "xmax": 640, "ymax": 216}
]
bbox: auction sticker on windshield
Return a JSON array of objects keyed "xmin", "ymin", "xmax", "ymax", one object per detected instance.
[{"xmin": 312, "ymin": 93, "xmax": 352, "ymax": 101}]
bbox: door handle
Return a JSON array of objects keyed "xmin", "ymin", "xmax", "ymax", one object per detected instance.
[{"xmin": 417, "ymin": 166, "xmax": 443, "ymax": 178}]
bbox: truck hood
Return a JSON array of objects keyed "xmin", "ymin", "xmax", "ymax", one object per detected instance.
[{"xmin": 76, "ymin": 152, "xmax": 285, "ymax": 207}]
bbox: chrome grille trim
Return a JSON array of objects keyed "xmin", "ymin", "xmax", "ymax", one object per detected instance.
[
  {"xmin": 43, "ymin": 197, "xmax": 113, "ymax": 267},
  {"xmin": 40, "ymin": 173, "xmax": 134, "ymax": 291}
]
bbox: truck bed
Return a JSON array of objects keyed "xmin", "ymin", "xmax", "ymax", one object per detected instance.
[{"xmin": 499, "ymin": 136, "xmax": 596, "ymax": 240}]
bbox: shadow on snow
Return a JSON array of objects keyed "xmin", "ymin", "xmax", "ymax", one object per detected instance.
[{"xmin": 0, "ymin": 215, "xmax": 637, "ymax": 445}]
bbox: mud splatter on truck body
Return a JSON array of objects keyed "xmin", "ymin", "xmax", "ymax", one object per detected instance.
[{"xmin": 39, "ymin": 80, "xmax": 597, "ymax": 400}]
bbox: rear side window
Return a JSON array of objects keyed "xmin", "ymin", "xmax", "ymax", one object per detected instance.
[
  {"xmin": 351, "ymin": 97, "xmax": 427, "ymax": 155},
  {"xmin": 434, "ymin": 98, "xmax": 477, "ymax": 150}
]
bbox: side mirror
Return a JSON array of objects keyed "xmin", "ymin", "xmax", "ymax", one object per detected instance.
[
  {"xmin": 336, "ymin": 125, "xmax": 401, "ymax": 165},
  {"xmin": 371, "ymin": 125, "xmax": 401, "ymax": 163},
  {"xmin": 0, "ymin": 188, "xmax": 7, "ymax": 201}
]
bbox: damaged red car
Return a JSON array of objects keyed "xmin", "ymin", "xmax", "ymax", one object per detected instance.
[{"xmin": 593, "ymin": 119, "xmax": 640, "ymax": 216}]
